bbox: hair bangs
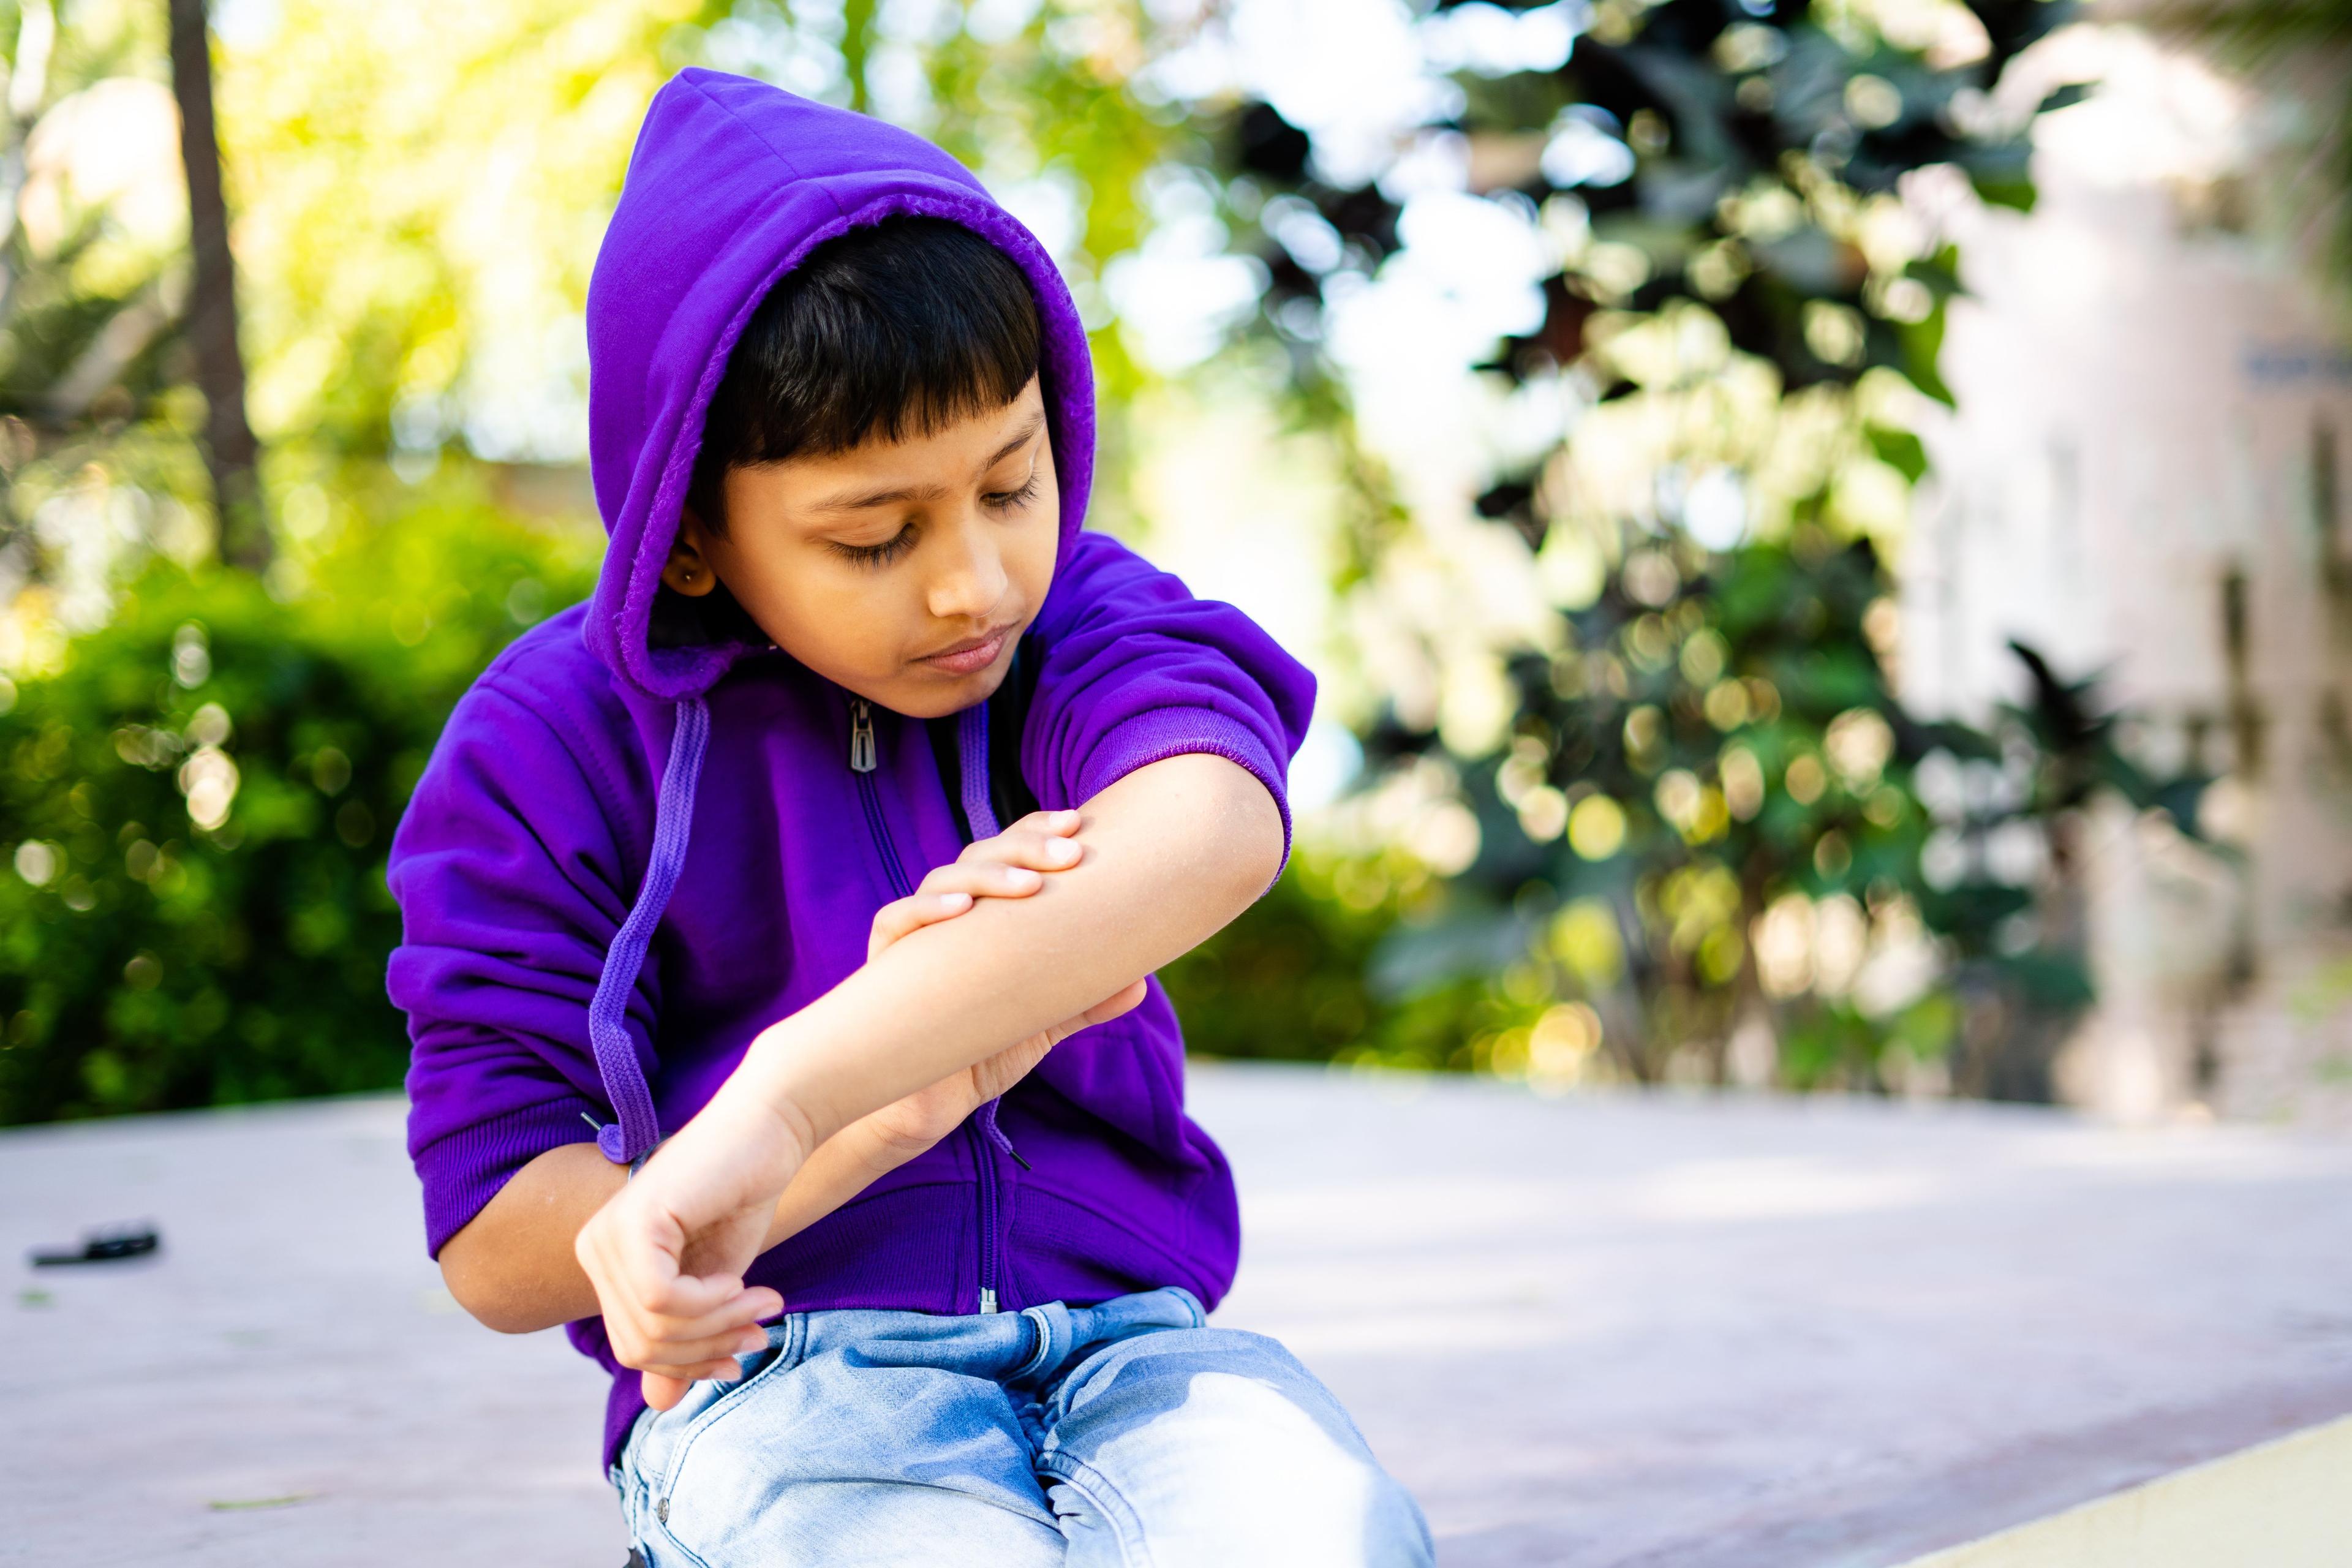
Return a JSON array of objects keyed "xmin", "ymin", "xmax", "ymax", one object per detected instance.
[{"xmin": 689, "ymin": 217, "xmax": 1044, "ymax": 531}]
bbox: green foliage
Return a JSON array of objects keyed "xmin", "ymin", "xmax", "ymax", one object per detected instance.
[
  {"xmin": 1370, "ymin": 524, "xmax": 1972, "ymax": 1082},
  {"xmin": 1776, "ymin": 990, "xmax": 1957, "ymax": 1091},
  {"xmin": 0, "ymin": 484, "xmax": 594, "ymax": 1123},
  {"xmin": 0, "ymin": 0, "xmax": 2217, "ymax": 1121},
  {"xmin": 0, "ymin": 0, "xmax": 1204, "ymax": 1126},
  {"xmin": 1166, "ymin": 0, "xmax": 2211, "ymax": 1095},
  {"xmin": 1223, "ymin": 3, "xmax": 2076, "ymax": 402},
  {"xmin": 1162, "ymin": 853, "xmax": 1528, "ymax": 1071}
]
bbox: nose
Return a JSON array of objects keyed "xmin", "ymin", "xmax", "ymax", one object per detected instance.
[{"xmin": 925, "ymin": 508, "xmax": 1009, "ymax": 624}]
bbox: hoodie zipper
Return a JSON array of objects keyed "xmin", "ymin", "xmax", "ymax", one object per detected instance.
[
  {"xmin": 848, "ymin": 699, "xmax": 911, "ymax": 894},
  {"xmin": 847, "ymin": 695, "xmax": 1001, "ymax": 1315},
  {"xmin": 970, "ymin": 1118, "xmax": 1000, "ymax": 1314}
]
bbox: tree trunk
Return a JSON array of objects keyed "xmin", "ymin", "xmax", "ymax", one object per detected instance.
[
  {"xmin": 167, "ymin": 0, "xmax": 267, "ymax": 571},
  {"xmin": 840, "ymin": 0, "xmax": 876, "ymax": 114}
]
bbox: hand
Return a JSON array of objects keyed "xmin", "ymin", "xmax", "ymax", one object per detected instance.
[
  {"xmin": 856, "ymin": 810, "xmax": 1147, "ymax": 1153},
  {"xmin": 573, "ymin": 1092, "xmax": 808, "ymax": 1412}
]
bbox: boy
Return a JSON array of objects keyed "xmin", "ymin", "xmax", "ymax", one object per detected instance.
[{"xmin": 389, "ymin": 70, "xmax": 1432, "ymax": 1566}]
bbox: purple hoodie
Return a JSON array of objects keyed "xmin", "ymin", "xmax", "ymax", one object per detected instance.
[{"xmin": 385, "ymin": 72, "xmax": 1314, "ymax": 1470}]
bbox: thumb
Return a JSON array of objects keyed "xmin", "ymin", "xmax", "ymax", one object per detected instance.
[
  {"xmin": 643, "ymin": 1370, "xmax": 693, "ymax": 1411},
  {"xmin": 1084, "ymin": 979, "xmax": 1148, "ymax": 1026},
  {"xmin": 1047, "ymin": 979, "xmax": 1149, "ymax": 1043}
]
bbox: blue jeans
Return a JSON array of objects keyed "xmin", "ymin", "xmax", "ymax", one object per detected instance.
[{"xmin": 612, "ymin": 1287, "xmax": 1433, "ymax": 1567}]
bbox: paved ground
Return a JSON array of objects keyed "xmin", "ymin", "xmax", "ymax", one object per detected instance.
[{"xmin": 5, "ymin": 1065, "xmax": 2351, "ymax": 1567}]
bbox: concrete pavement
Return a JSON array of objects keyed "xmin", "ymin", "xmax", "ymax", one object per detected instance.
[{"xmin": 5, "ymin": 1063, "xmax": 2349, "ymax": 1566}]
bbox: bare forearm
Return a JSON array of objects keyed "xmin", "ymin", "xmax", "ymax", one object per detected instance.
[
  {"xmin": 441, "ymin": 1120, "xmax": 919, "ymax": 1332},
  {"xmin": 724, "ymin": 753, "xmax": 1281, "ymax": 1150}
]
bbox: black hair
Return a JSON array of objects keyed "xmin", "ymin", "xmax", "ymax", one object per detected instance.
[{"xmin": 686, "ymin": 216, "xmax": 1044, "ymax": 533}]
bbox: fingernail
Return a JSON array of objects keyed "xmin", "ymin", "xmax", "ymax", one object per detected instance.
[
  {"xmin": 939, "ymin": 892, "xmax": 972, "ymax": 910},
  {"xmin": 1008, "ymin": 867, "xmax": 1042, "ymax": 887},
  {"xmin": 1046, "ymin": 840, "xmax": 1080, "ymax": 863}
]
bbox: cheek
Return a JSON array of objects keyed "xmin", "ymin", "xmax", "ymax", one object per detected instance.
[
  {"xmin": 1011, "ymin": 497, "xmax": 1061, "ymax": 606},
  {"xmin": 736, "ymin": 553, "xmax": 905, "ymax": 670}
]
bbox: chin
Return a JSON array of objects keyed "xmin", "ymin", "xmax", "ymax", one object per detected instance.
[{"xmin": 884, "ymin": 660, "xmax": 1011, "ymax": 719}]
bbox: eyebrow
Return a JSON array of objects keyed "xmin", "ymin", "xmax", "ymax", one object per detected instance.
[{"xmin": 807, "ymin": 413, "xmax": 1047, "ymax": 516}]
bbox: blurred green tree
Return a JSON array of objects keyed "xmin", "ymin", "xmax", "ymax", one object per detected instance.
[
  {"xmin": 0, "ymin": 474, "xmax": 596, "ymax": 1123},
  {"xmin": 1158, "ymin": 0, "xmax": 2211, "ymax": 1095},
  {"xmin": 0, "ymin": 0, "xmax": 1212, "ymax": 1120},
  {"xmin": 1, "ymin": 0, "xmax": 2225, "ymax": 1117}
]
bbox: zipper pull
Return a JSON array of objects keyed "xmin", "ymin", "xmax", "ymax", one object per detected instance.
[
  {"xmin": 849, "ymin": 698, "xmax": 876, "ymax": 774},
  {"xmin": 978, "ymin": 1287, "xmax": 999, "ymax": 1315}
]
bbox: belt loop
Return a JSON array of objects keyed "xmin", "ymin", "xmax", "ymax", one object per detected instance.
[
  {"xmin": 1014, "ymin": 1303, "xmax": 1060, "ymax": 1382},
  {"xmin": 1163, "ymin": 1286, "xmax": 1206, "ymax": 1329},
  {"xmin": 775, "ymin": 1308, "xmax": 807, "ymax": 1374}
]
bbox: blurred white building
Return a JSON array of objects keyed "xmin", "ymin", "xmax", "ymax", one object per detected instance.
[{"xmin": 1906, "ymin": 28, "xmax": 2352, "ymax": 1124}]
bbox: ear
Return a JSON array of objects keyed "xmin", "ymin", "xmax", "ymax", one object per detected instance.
[{"xmin": 663, "ymin": 509, "xmax": 720, "ymax": 598}]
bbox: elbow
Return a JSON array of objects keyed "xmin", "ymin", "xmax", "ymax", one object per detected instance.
[
  {"xmin": 1207, "ymin": 758, "xmax": 1286, "ymax": 910},
  {"xmin": 439, "ymin": 1246, "xmax": 552, "ymax": 1336},
  {"xmin": 1079, "ymin": 750, "xmax": 1288, "ymax": 946}
]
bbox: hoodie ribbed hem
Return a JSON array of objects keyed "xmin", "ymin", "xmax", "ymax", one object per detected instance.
[
  {"xmin": 416, "ymin": 1096, "xmax": 604, "ymax": 1257},
  {"xmin": 589, "ymin": 1175, "xmax": 1238, "ymax": 1471},
  {"xmin": 1073, "ymin": 705, "xmax": 1294, "ymax": 873}
]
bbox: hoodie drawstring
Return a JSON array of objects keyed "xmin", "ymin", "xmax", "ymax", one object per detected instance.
[
  {"xmin": 587, "ymin": 695, "xmax": 997, "ymax": 1167},
  {"xmin": 954, "ymin": 699, "xmax": 1030, "ymax": 1167},
  {"xmin": 955, "ymin": 699, "xmax": 1000, "ymax": 840},
  {"xmin": 587, "ymin": 695, "xmax": 710, "ymax": 1164}
]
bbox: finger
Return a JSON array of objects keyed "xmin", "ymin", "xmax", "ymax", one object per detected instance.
[
  {"xmin": 637, "ymin": 1323, "xmax": 775, "ymax": 1366},
  {"xmin": 957, "ymin": 822, "xmax": 1084, "ymax": 871},
  {"xmin": 635, "ymin": 1286, "xmax": 784, "ymax": 1345},
  {"xmin": 628, "ymin": 1257, "xmax": 753, "ymax": 1324},
  {"xmin": 646, "ymin": 1354, "xmax": 757, "ymax": 1385},
  {"xmin": 642, "ymin": 1370, "xmax": 696, "ymax": 1411},
  {"xmin": 922, "ymin": 859, "xmax": 1050, "ymax": 899},
  {"xmin": 595, "ymin": 1195, "xmax": 747, "ymax": 1320},
  {"xmin": 586, "ymin": 1197, "xmax": 710, "ymax": 1319},
  {"xmin": 870, "ymin": 890, "xmax": 971, "ymax": 958},
  {"xmin": 1006, "ymin": 808, "xmax": 1080, "ymax": 839},
  {"xmin": 967, "ymin": 1032, "xmax": 1058, "ymax": 1099},
  {"xmin": 1084, "ymin": 978, "xmax": 1148, "ymax": 1023},
  {"xmin": 994, "ymin": 1033, "xmax": 1055, "ymax": 1071},
  {"xmin": 646, "ymin": 1360, "xmax": 756, "ymax": 1389},
  {"xmin": 1047, "ymin": 979, "xmax": 1149, "ymax": 1043}
]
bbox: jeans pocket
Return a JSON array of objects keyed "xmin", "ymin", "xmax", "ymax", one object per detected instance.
[{"xmin": 631, "ymin": 1313, "xmax": 809, "ymax": 1507}]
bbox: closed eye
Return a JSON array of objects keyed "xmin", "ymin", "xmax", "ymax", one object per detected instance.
[
  {"xmin": 983, "ymin": 472, "xmax": 1042, "ymax": 513},
  {"xmin": 830, "ymin": 525, "xmax": 918, "ymax": 568}
]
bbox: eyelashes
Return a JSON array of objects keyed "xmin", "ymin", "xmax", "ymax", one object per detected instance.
[
  {"xmin": 985, "ymin": 472, "xmax": 1043, "ymax": 513},
  {"xmin": 826, "ymin": 469, "xmax": 1043, "ymax": 570},
  {"xmin": 832, "ymin": 528, "xmax": 918, "ymax": 568}
]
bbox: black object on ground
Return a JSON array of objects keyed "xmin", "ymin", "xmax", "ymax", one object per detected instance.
[{"xmin": 30, "ymin": 1223, "xmax": 161, "ymax": 1266}]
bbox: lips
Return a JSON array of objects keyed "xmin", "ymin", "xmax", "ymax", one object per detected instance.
[{"xmin": 916, "ymin": 625, "xmax": 1013, "ymax": 676}]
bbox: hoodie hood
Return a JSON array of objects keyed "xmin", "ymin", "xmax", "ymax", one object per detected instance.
[{"xmin": 583, "ymin": 69, "xmax": 1098, "ymax": 701}]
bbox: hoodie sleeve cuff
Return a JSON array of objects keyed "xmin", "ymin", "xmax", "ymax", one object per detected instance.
[
  {"xmin": 1072, "ymin": 705, "xmax": 1294, "ymax": 878},
  {"xmin": 414, "ymin": 1096, "xmax": 605, "ymax": 1257}
]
